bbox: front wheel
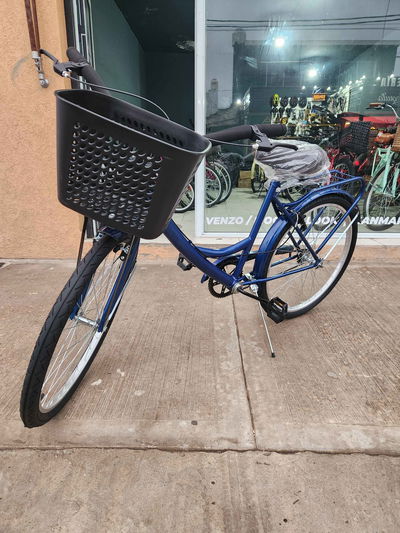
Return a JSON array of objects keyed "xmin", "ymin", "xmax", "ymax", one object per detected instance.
[
  {"xmin": 258, "ymin": 195, "xmax": 358, "ymax": 318},
  {"xmin": 20, "ymin": 234, "xmax": 138, "ymax": 427}
]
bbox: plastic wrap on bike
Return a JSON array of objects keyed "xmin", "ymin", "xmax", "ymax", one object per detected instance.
[{"xmin": 255, "ymin": 140, "xmax": 330, "ymax": 191}]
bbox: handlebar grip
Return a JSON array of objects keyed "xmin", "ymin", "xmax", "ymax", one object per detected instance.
[
  {"xmin": 66, "ymin": 47, "xmax": 109, "ymax": 95},
  {"xmin": 207, "ymin": 124, "xmax": 286, "ymax": 144}
]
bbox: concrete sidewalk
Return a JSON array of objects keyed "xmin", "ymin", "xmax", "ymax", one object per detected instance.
[{"xmin": 1, "ymin": 248, "xmax": 400, "ymax": 531}]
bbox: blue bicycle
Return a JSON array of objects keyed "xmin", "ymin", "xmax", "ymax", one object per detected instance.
[{"xmin": 20, "ymin": 49, "xmax": 365, "ymax": 427}]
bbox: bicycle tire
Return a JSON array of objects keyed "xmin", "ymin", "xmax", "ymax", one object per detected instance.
[
  {"xmin": 175, "ymin": 181, "xmax": 195, "ymax": 213},
  {"xmin": 213, "ymin": 162, "xmax": 233, "ymax": 203},
  {"xmin": 205, "ymin": 166, "xmax": 223, "ymax": 207},
  {"xmin": 251, "ymin": 163, "xmax": 265, "ymax": 193},
  {"xmin": 258, "ymin": 195, "xmax": 358, "ymax": 318},
  {"xmin": 20, "ymin": 234, "xmax": 137, "ymax": 427},
  {"xmin": 333, "ymin": 155, "xmax": 361, "ymax": 196},
  {"xmin": 363, "ymin": 165, "xmax": 400, "ymax": 231}
]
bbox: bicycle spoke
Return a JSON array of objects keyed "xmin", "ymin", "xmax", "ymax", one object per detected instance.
[{"xmin": 39, "ymin": 244, "xmax": 127, "ymax": 413}]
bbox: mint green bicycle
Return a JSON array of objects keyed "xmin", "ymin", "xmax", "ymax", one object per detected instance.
[{"xmin": 363, "ymin": 103, "xmax": 400, "ymax": 231}]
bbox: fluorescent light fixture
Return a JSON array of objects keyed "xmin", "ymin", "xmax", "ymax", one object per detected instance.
[{"xmin": 274, "ymin": 37, "xmax": 285, "ymax": 48}]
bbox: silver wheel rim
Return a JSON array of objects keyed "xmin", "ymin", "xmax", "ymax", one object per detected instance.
[
  {"xmin": 365, "ymin": 171, "xmax": 400, "ymax": 223},
  {"xmin": 39, "ymin": 245, "xmax": 127, "ymax": 413},
  {"xmin": 266, "ymin": 203, "xmax": 354, "ymax": 312},
  {"xmin": 176, "ymin": 183, "xmax": 194, "ymax": 212},
  {"xmin": 205, "ymin": 167, "xmax": 222, "ymax": 206}
]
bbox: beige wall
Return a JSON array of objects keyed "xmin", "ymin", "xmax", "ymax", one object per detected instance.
[{"xmin": 0, "ymin": 0, "xmax": 83, "ymax": 258}]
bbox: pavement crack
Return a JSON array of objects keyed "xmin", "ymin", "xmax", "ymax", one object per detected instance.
[
  {"xmin": 2, "ymin": 447, "xmax": 400, "ymax": 458},
  {"xmin": 232, "ymin": 296, "xmax": 257, "ymax": 447}
]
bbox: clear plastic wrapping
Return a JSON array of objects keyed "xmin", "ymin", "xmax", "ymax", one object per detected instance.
[{"xmin": 255, "ymin": 140, "xmax": 331, "ymax": 190}]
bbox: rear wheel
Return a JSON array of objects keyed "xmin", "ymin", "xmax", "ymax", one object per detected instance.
[
  {"xmin": 363, "ymin": 165, "xmax": 400, "ymax": 231},
  {"xmin": 333, "ymin": 155, "xmax": 361, "ymax": 196},
  {"xmin": 258, "ymin": 195, "xmax": 358, "ymax": 318},
  {"xmin": 251, "ymin": 163, "xmax": 265, "ymax": 193},
  {"xmin": 175, "ymin": 181, "xmax": 195, "ymax": 213},
  {"xmin": 20, "ymin": 235, "xmax": 138, "ymax": 427},
  {"xmin": 212, "ymin": 162, "xmax": 232, "ymax": 203},
  {"xmin": 205, "ymin": 166, "xmax": 222, "ymax": 207}
]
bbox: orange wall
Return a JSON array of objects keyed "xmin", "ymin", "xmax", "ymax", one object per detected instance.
[{"xmin": 0, "ymin": 0, "xmax": 83, "ymax": 258}]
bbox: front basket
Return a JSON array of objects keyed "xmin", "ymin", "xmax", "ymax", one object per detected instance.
[{"xmin": 56, "ymin": 90, "xmax": 210, "ymax": 239}]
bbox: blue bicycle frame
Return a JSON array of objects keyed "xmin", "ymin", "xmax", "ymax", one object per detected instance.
[{"xmin": 101, "ymin": 172, "xmax": 365, "ymax": 319}]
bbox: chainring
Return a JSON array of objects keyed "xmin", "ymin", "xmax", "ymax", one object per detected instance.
[{"xmin": 208, "ymin": 257, "xmax": 241, "ymax": 298}]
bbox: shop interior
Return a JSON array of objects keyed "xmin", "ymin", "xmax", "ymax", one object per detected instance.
[{"xmin": 67, "ymin": 0, "xmax": 400, "ymax": 237}]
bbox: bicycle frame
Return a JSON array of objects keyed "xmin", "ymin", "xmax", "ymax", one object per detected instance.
[
  {"xmin": 371, "ymin": 147, "xmax": 400, "ymax": 196},
  {"xmin": 168, "ymin": 175, "xmax": 364, "ymax": 287},
  {"xmin": 103, "ymin": 174, "xmax": 364, "ymax": 305}
]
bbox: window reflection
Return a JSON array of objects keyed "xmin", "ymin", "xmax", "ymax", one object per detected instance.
[{"xmin": 205, "ymin": 1, "xmax": 400, "ymax": 234}]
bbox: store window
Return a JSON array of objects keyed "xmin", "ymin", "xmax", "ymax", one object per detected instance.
[{"xmin": 204, "ymin": 1, "xmax": 400, "ymax": 236}]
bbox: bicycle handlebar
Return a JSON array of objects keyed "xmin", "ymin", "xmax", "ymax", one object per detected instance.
[
  {"xmin": 66, "ymin": 47, "xmax": 109, "ymax": 95},
  {"xmin": 56, "ymin": 49, "xmax": 290, "ymax": 146},
  {"xmin": 207, "ymin": 124, "xmax": 286, "ymax": 144}
]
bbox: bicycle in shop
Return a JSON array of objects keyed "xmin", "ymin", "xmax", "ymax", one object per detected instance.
[
  {"xmin": 20, "ymin": 48, "xmax": 365, "ymax": 428},
  {"xmin": 362, "ymin": 103, "xmax": 400, "ymax": 231},
  {"xmin": 175, "ymin": 157, "xmax": 233, "ymax": 213}
]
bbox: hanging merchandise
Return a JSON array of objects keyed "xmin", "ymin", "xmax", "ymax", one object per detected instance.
[
  {"xmin": 299, "ymin": 96, "xmax": 307, "ymax": 108},
  {"xmin": 289, "ymin": 96, "xmax": 298, "ymax": 107},
  {"xmin": 281, "ymin": 95, "xmax": 289, "ymax": 107},
  {"xmin": 272, "ymin": 93, "xmax": 280, "ymax": 106}
]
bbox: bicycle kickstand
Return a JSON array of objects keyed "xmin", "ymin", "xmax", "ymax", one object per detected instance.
[
  {"xmin": 248, "ymin": 281, "xmax": 278, "ymax": 358},
  {"xmin": 258, "ymin": 302, "xmax": 278, "ymax": 358}
]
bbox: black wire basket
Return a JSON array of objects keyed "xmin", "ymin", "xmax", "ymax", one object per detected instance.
[
  {"xmin": 339, "ymin": 121, "xmax": 372, "ymax": 154},
  {"xmin": 56, "ymin": 90, "xmax": 210, "ymax": 239}
]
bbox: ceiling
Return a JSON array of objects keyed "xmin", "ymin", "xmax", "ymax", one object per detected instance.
[{"xmin": 115, "ymin": 0, "xmax": 194, "ymax": 53}]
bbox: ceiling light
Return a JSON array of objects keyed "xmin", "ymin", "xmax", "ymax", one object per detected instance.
[
  {"xmin": 349, "ymin": 81, "xmax": 352, "ymax": 85},
  {"xmin": 308, "ymin": 68, "xmax": 318, "ymax": 79},
  {"xmin": 301, "ymin": 85, "xmax": 306, "ymax": 90},
  {"xmin": 274, "ymin": 37, "xmax": 285, "ymax": 48},
  {"xmin": 390, "ymin": 73, "xmax": 395, "ymax": 78},
  {"xmin": 339, "ymin": 86, "xmax": 343, "ymax": 90},
  {"xmin": 313, "ymin": 85, "xmax": 317, "ymax": 89},
  {"xmin": 361, "ymin": 75, "xmax": 366, "ymax": 79},
  {"xmin": 236, "ymin": 98, "xmax": 242, "ymax": 106},
  {"xmin": 327, "ymin": 86, "xmax": 331, "ymax": 91},
  {"xmin": 376, "ymin": 76, "xmax": 381, "ymax": 81}
]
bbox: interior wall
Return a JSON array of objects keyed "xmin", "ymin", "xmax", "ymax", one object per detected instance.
[
  {"xmin": 145, "ymin": 52, "xmax": 194, "ymax": 128},
  {"xmin": 91, "ymin": 0, "xmax": 145, "ymax": 103},
  {"xmin": 0, "ymin": 0, "xmax": 83, "ymax": 259}
]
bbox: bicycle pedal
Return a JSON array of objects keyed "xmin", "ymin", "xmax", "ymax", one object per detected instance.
[
  {"xmin": 266, "ymin": 297, "xmax": 288, "ymax": 323},
  {"xmin": 177, "ymin": 253, "xmax": 193, "ymax": 271}
]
